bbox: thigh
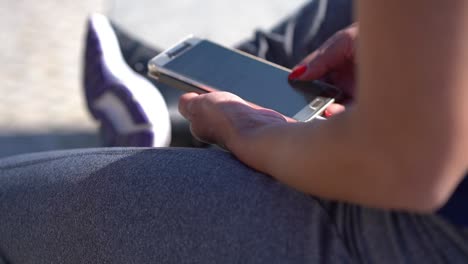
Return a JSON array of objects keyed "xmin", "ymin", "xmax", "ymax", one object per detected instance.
[
  {"xmin": 321, "ymin": 202, "xmax": 468, "ymax": 263},
  {"xmin": 0, "ymin": 148, "xmax": 352, "ymax": 264}
]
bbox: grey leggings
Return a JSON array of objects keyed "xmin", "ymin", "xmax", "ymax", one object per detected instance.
[{"xmin": 0, "ymin": 148, "xmax": 467, "ymax": 263}]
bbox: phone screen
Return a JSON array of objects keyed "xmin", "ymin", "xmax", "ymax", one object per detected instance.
[{"xmin": 162, "ymin": 40, "xmax": 336, "ymax": 117}]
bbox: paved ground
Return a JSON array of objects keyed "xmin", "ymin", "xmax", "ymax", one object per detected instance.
[
  {"xmin": 110, "ymin": 0, "xmax": 307, "ymax": 48},
  {"xmin": 0, "ymin": 0, "xmax": 105, "ymax": 158},
  {"xmin": 0, "ymin": 0, "xmax": 306, "ymax": 158}
]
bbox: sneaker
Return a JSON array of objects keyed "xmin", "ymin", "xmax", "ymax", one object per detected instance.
[
  {"xmin": 110, "ymin": 22, "xmax": 206, "ymax": 147},
  {"xmin": 83, "ymin": 13, "xmax": 171, "ymax": 147}
]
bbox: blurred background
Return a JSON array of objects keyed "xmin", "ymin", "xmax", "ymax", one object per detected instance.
[{"xmin": 0, "ymin": 0, "xmax": 306, "ymax": 158}]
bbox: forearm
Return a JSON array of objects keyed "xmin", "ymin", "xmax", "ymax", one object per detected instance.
[
  {"xmin": 231, "ymin": 0, "xmax": 468, "ymax": 212},
  {"xmin": 356, "ymin": 0, "xmax": 468, "ymax": 206},
  {"xmin": 230, "ymin": 109, "xmax": 412, "ymax": 211}
]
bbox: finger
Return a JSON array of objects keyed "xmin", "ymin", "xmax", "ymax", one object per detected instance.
[
  {"xmin": 189, "ymin": 123, "xmax": 214, "ymax": 145},
  {"xmin": 179, "ymin": 92, "xmax": 244, "ymax": 145},
  {"xmin": 178, "ymin": 92, "xmax": 200, "ymax": 119},
  {"xmin": 324, "ymin": 103, "xmax": 346, "ymax": 118},
  {"xmin": 296, "ymin": 34, "xmax": 351, "ymax": 81},
  {"xmin": 289, "ymin": 25, "xmax": 357, "ymax": 81},
  {"xmin": 179, "ymin": 92, "xmax": 223, "ymax": 144}
]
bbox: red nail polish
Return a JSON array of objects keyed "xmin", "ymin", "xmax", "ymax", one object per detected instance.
[
  {"xmin": 288, "ymin": 65, "xmax": 307, "ymax": 80},
  {"xmin": 324, "ymin": 109, "xmax": 333, "ymax": 118}
]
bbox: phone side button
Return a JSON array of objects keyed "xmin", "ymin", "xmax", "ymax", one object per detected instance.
[
  {"xmin": 310, "ymin": 98, "xmax": 324, "ymax": 109},
  {"xmin": 293, "ymin": 105, "xmax": 317, "ymax": 122}
]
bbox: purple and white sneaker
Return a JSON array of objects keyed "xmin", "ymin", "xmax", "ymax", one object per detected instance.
[{"xmin": 83, "ymin": 13, "xmax": 171, "ymax": 147}]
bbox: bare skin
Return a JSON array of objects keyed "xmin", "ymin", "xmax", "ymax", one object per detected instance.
[
  {"xmin": 179, "ymin": 0, "xmax": 468, "ymax": 212},
  {"xmin": 295, "ymin": 23, "xmax": 358, "ymax": 116}
]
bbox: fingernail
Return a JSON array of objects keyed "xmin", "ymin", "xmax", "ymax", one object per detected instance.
[
  {"xmin": 288, "ymin": 65, "xmax": 307, "ymax": 80},
  {"xmin": 324, "ymin": 109, "xmax": 333, "ymax": 118}
]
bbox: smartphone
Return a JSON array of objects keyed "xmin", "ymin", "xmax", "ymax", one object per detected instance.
[{"xmin": 148, "ymin": 36, "xmax": 341, "ymax": 122}]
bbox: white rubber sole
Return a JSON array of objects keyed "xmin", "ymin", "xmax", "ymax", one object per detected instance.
[{"xmin": 88, "ymin": 13, "xmax": 171, "ymax": 147}]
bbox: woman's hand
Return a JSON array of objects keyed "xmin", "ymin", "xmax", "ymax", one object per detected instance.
[
  {"xmin": 289, "ymin": 23, "xmax": 358, "ymax": 117},
  {"xmin": 179, "ymin": 92, "xmax": 293, "ymax": 152},
  {"xmin": 178, "ymin": 24, "xmax": 359, "ymax": 148}
]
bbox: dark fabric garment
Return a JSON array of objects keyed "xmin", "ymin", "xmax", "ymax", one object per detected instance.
[
  {"xmin": 438, "ymin": 176, "xmax": 468, "ymax": 227},
  {"xmin": 0, "ymin": 148, "xmax": 467, "ymax": 263},
  {"xmin": 236, "ymin": 0, "xmax": 354, "ymax": 69}
]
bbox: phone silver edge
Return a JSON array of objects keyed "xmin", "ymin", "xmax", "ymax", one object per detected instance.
[
  {"xmin": 292, "ymin": 96, "xmax": 334, "ymax": 122},
  {"xmin": 148, "ymin": 35, "xmax": 334, "ymax": 122}
]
